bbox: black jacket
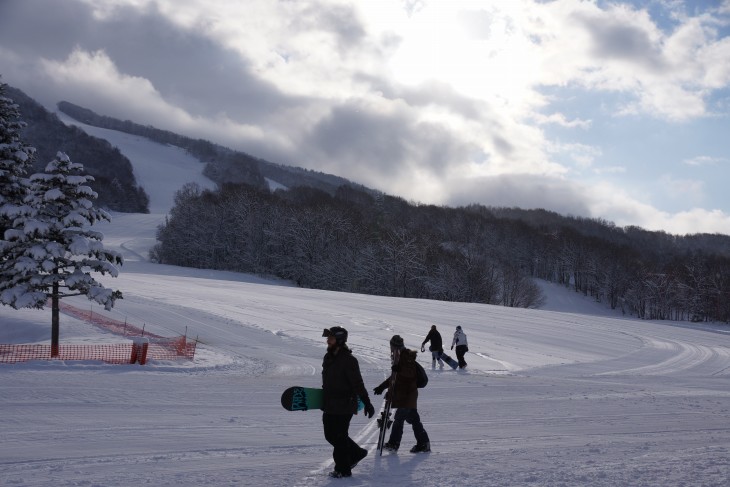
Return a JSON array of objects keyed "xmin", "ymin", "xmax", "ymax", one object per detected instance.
[
  {"xmin": 421, "ymin": 329, "xmax": 443, "ymax": 352},
  {"xmin": 322, "ymin": 345, "xmax": 371, "ymax": 415}
]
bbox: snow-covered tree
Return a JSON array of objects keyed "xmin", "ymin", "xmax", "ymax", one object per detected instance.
[
  {"xmin": 0, "ymin": 78, "xmax": 35, "ymax": 238},
  {"xmin": 0, "ymin": 151, "xmax": 123, "ymax": 356}
]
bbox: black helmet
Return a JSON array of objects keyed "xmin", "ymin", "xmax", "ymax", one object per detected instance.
[
  {"xmin": 323, "ymin": 326, "xmax": 348, "ymax": 346},
  {"xmin": 390, "ymin": 334, "xmax": 404, "ymax": 348}
]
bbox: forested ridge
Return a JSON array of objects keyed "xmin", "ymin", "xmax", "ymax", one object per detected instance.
[
  {"xmin": 25, "ymin": 90, "xmax": 730, "ymax": 322},
  {"xmin": 153, "ymin": 182, "xmax": 730, "ymax": 322},
  {"xmin": 7, "ymin": 87, "xmax": 149, "ymax": 213},
  {"xmin": 57, "ymin": 101, "xmax": 370, "ymax": 196}
]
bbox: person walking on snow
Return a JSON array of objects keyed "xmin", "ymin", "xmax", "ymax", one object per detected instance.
[
  {"xmin": 421, "ymin": 325, "xmax": 445, "ymax": 369},
  {"xmin": 321, "ymin": 326, "xmax": 376, "ymax": 479},
  {"xmin": 451, "ymin": 325, "xmax": 469, "ymax": 369},
  {"xmin": 373, "ymin": 335, "xmax": 431, "ymax": 453}
]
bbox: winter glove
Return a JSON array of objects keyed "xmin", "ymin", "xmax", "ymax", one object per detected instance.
[
  {"xmin": 373, "ymin": 384, "xmax": 386, "ymax": 395},
  {"xmin": 420, "ymin": 345, "xmax": 425, "ymax": 352},
  {"xmin": 364, "ymin": 402, "xmax": 375, "ymax": 418}
]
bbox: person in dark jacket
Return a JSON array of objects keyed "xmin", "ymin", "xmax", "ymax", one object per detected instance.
[
  {"xmin": 321, "ymin": 326, "xmax": 375, "ymax": 479},
  {"xmin": 373, "ymin": 335, "xmax": 430, "ymax": 453},
  {"xmin": 420, "ymin": 324, "xmax": 445, "ymax": 369}
]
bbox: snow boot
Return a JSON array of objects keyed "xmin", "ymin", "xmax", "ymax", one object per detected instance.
[
  {"xmin": 351, "ymin": 447, "xmax": 368, "ymax": 469},
  {"xmin": 410, "ymin": 442, "xmax": 431, "ymax": 453},
  {"xmin": 383, "ymin": 441, "xmax": 399, "ymax": 452}
]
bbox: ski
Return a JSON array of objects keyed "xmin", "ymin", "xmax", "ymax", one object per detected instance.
[{"xmin": 376, "ymin": 348, "xmax": 399, "ymax": 455}]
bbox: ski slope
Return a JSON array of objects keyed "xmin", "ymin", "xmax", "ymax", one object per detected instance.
[{"xmin": 1, "ymin": 124, "xmax": 730, "ymax": 486}]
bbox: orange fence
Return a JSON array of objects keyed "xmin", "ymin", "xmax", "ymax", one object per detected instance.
[
  {"xmin": 0, "ymin": 343, "xmax": 134, "ymax": 364},
  {"xmin": 0, "ymin": 302, "xmax": 197, "ymax": 365}
]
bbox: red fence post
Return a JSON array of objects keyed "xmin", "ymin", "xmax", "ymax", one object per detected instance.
[
  {"xmin": 139, "ymin": 340, "xmax": 149, "ymax": 365},
  {"xmin": 131, "ymin": 337, "xmax": 150, "ymax": 365},
  {"xmin": 130, "ymin": 342, "xmax": 138, "ymax": 364}
]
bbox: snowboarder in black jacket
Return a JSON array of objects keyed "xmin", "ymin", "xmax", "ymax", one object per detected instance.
[
  {"xmin": 321, "ymin": 326, "xmax": 375, "ymax": 479},
  {"xmin": 420, "ymin": 325, "xmax": 445, "ymax": 369}
]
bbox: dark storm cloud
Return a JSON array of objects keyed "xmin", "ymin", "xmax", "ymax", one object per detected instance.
[
  {"xmin": 446, "ymin": 174, "xmax": 592, "ymax": 217},
  {"xmin": 307, "ymin": 102, "xmax": 475, "ymax": 181},
  {"xmin": 572, "ymin": 10, "xmax": 667, "ymax": 71},
  {"xmin": 308, "ymin": 105, "xmax": 409, "ymax": 176},
  {"xmin": 0, "ymin": 0, "xmax": 304, "ymax": 123},
  {"xmin": 83, "ymin": 4, "xmax": 303, "ymax": 122},
  {"xmin": 0, "ymin": 0, "xmax": 94, "ymax": 59},
  {"xmin": 366, "ymin": 77, "xmax": 486, "ymax": 120}
]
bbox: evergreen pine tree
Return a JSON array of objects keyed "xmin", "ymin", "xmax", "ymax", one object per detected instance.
[
  {"xmin": 0, "ymin": 151, "xmax": 123, "ymax": 356},
  {"xmin": 0, "ymin": 77, "xmax": 36, "ymax": 239}
]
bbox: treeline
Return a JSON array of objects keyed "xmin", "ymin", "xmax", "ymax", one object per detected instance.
[
  {"xmin": 8, "ymin": 88, "xmax": 149, "ymax": 213},
  {"xmin": 150, "ymin": 182, "xmax": 730, "ymax": 320},
  {"xmin": 152, "ymin": 183, "xmax": 547, "ymax": 309}
]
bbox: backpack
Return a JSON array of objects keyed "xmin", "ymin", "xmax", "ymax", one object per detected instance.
[{"xmin": 415, "ymin": 361, "xmax": 428, "ymax": 388}]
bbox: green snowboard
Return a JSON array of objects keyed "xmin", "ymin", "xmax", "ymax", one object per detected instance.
[{"xmin": 280, "ymin": 386, "xmax": 364, "ymax": 412}]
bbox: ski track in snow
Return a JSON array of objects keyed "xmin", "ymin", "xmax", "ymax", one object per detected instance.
[{"xmin": 2, "ymin": 125, "xmax": 730, "ymax": 486}]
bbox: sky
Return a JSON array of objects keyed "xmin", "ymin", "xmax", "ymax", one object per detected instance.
[
  {"xmin": 1, "ymin": 125, "xmax": 730, "ymax": 485},
  {"xmin": 1, "ymin": 0, "xmax": 730, "ymax": 236}
]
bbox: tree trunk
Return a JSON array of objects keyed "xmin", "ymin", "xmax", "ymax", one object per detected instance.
[{"xmin": 51, "ymin": 281, "xmax": 59, "ymax": 357}]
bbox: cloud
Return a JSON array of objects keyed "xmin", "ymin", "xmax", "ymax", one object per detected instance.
[
  {"xmin": 444, "ymin": 174, "xmax": 592, "ymax": 217},
  {"xmin": 683, "ymin": 155, "xmax": 727, "ymax": 166},
  {"xmin": 445, "ymin": 174, "xmax": 730, "ymax": 236},
  {"xmin": 659, "ymin": 174, "xmax": 705, "ymax": 205},
  {"xmin": 529, "ymin": 0, "xmax": 729, "ymax": 121},
  {"xmin": 1, "ymin": 0, "xmax": 730, "ymax": 236}
]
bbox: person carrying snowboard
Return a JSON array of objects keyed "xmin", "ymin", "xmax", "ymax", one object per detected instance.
[
  {"xmin": 421, "ymin": 324, "xmax": 445, "ymax": 369},
  {"xmin": 321, "ymin": 326, "xmax": 376, "ymax": 478},
  {"xmin": 373, "ymin": 335, "xmax": 431, "ymax": 453},
  {"xmin": 451, "ymin": 325, "xmax": 468, "ymax": 369}
]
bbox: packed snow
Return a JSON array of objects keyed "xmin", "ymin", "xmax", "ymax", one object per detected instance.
[{"xmin": 1, "ymin": 124, "xmax": 730, "ymax": 486}]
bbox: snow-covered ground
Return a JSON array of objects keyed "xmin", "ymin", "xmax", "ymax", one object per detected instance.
[{"xmin": 2, "ymin": 124, "xmax": 730, "ymax": 486}]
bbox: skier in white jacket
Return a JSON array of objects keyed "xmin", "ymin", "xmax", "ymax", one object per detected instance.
[{"xmin": 451, "ymin": 326, "xmax": 468, "ymax": 369}]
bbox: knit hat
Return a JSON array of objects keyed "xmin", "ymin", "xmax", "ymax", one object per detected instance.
[
  {"xmin": 456, "ymin": 325, "xmax": 462, "ymax": 330},
  {"xmin": 390, "ymin": 334, "xmax": 404, "ymax": 348}
]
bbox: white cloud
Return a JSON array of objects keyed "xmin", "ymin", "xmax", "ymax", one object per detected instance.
[
  {"xmin": 659, "ymin": 174, "xmax": 705, "ymax": 204},
  {"xmin": 572, "ymin": 181, "xmax": 730, "ymax": 235},
  {"xmin": 683, "ymin": 155, "xmax": 727, "ymax": 166},
  {"xmin": 2, "ymin": 0, "xmax": 730, "ymax": 235},
  {"xmin": 532, "ymin": 112, "xmax": 592, "ymax": 129}
]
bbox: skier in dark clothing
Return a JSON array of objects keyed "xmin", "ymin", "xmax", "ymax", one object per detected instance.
[
  {"xmin": 373, "ymin": 335, "xmax": 431, "ymax": 453},
  {"xmin": 321, "ymin": 326, "xmax": 375, "ymax": 479},
  {"xmin": 420, "ymin": 324, "xmax": 445, "ymax": 369}
]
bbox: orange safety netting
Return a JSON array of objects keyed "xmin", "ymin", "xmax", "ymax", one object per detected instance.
[
  {"xmin": 0, "ymin": 302, "xmax": 197, "ymax": 365},
  {"xmin": 0, "ymin": 343, "xmax": 134, "ymax": 364}
]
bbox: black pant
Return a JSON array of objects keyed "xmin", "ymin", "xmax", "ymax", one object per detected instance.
[
  {"xmin": 455, "ymin": 344, "xmax": 468, "ymax": 368},
  {"xmin": 322, "ymin": 413, "xmax": 366, "ymax": 475},
  {"xmin": 388, "ymin": 408, "xmax": 429, "ymax": 445}
]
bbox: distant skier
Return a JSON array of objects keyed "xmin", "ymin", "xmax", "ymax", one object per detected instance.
[
  {"xmin": 321, "ymin": 326, "xmax": 375, "ymax": 479},
  {"xmin": 451, "ymin": 325, "xmax": 468, "ymax": 369},
  {"xmin": 420, "ymin": 325, "xmax": 445, "ymax": 369},
  {"xmin": 373, "ymin": 335, "xmax": 431, "ymax": 453}
]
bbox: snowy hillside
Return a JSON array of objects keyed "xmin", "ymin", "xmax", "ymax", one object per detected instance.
[{"xmin": 1, "ymin": 124, "xmax": 730, "ymax": 486}]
